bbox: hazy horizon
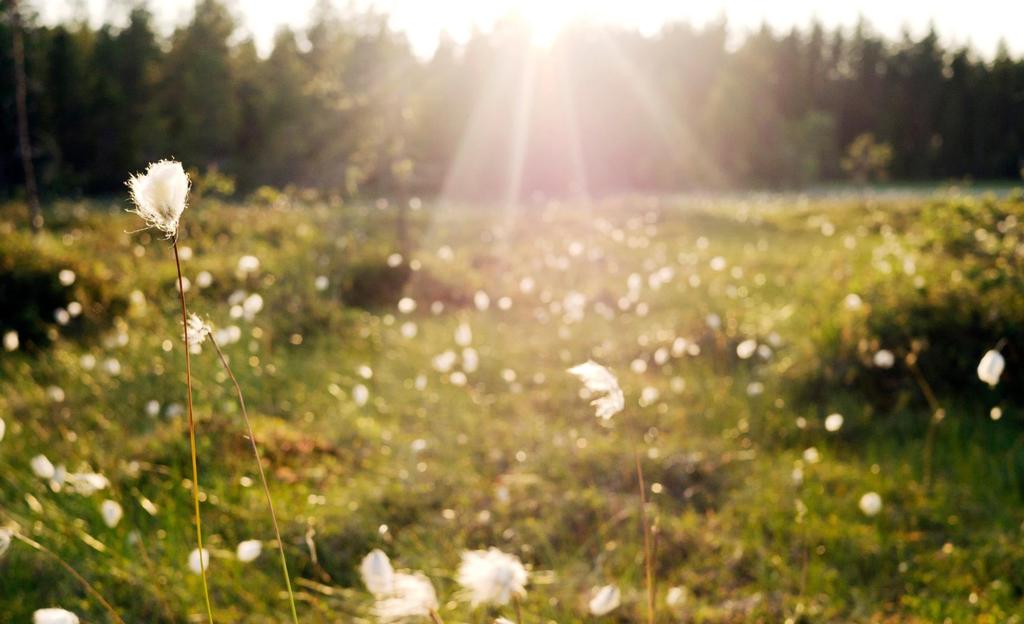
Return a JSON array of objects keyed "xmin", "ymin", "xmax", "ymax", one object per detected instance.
[{"xmin": 31, "ymin": 0, "xmax": 1024, "ymax": 59}]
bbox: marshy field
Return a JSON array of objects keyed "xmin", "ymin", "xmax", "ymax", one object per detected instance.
[{"xmin": 2, "ymin": 188, "xmax": 1023, "ymax": 622}]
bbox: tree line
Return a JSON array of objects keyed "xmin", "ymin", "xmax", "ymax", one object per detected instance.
[{"xmin": 2, "ymin": 0, "xmax": 1023, "ymax": 200}]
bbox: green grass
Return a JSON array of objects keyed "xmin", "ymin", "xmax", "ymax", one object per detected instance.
[{"xmin": 2, "ymin": 190, "xmax": 1024, "ymax": 622}]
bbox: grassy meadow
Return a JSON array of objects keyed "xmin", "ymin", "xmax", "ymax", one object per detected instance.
[{"xmin": 2, "ymin": 189, "xmax": 1024, "ymax": 622}]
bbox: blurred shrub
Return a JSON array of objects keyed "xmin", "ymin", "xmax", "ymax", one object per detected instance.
[
  {"xmin": 342, "ymin": 259, "xmax": 412, "ymax": 309},
  {"xmin": 842, "ymin": 133, "xmax": 893, "ymax": 183},
  {"xmin": 0, "ymin": 232, "xmax": 127, "ymax": 349},
  {"xmin": 796, "ymin": 193, "xmax": 1024, "ymax": 408},
  {"xmin": 188, "ymin": 165, "xmax": 236, "ymax": 200},
  {"xmin": 248, "ymin": 185, "xmax": 286, "ymax": 208}
]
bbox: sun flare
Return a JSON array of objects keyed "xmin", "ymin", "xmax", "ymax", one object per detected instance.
[{"xmin": 508, "ymin": 0, "xmax": 586, "ymax": 45}]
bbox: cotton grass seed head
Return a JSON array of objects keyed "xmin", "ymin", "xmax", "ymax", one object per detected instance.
[
  {"xmin": 0, "ymin": 527, "xmax": 11, "ymax": 558},
  {"xmin": 126, "ymin": 160, "xmax": 190, "ymax": 238},
  {"xmin": 33, "ymin": 609, "xmax": 79, "ymax": 624},
  {"xmin": 568, "ymin": 360, "xmax": 624, "ymax": 420},
  {"xmin": 977, "ymin": 349, "xmax": 1005, "ymax": 387},
  {"xmin": 236, "ymin": 539, "xmax": 262, "ymax": 562},
  {"xmin": 588, "ymin": 584, "xmax": 621, "ymax": 616},
  {"xmin": 457, "ymin": 547, "xmax": 528, "ymax": 607},
  {"xmin": 859, "ymin": 491, "xmax": 882, "ymax": 517},
  {"xmin": 873, "ymin": 349, "xmax": 895, "ymax": 369},
  {"xmin": 31, "ymin": 454, "xmax": 56, "ymax": 480},
  {"xmin": 666, "ymin": 586, "xmax": 688, "ymax": 608},
  {"xmin": 100, "ymin": 500, "xmax": 123, "ymax": 528},
  {"xmin": 373, "ymin": 572, "xmax": 439, "ymax": 622},
  {"xmin": 185, "ymin": 313, "xmax": 212, "ymax": 347},
  {"xmin": 360, "ymin": 549, "xmax": 396, "ymax": 596},
  {"xmin": 188, "ymin": 547, "xmax": 210, "ymax": 574}
]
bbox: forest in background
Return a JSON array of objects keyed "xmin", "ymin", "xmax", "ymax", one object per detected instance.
[{"xmin": 2, "ymin": 0, "xmax": 1024, "ymax": 199}]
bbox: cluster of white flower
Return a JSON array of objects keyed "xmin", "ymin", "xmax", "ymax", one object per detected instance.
[{"xmin": 360, "ymin": 549, "xmax": 439, "ymax": 622}]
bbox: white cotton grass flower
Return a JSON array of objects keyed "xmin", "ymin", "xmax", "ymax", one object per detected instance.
[
  {"xmin": 0, "ymin": 416, "xmax": 5, "ymax": 442},
  {"xmin": 196, "ymin": 270, "xmax": 213, "ymax": 288},
  {"xmin": 33, "ymin": 608, "xmax": 79, "ymax": 624},
  {"xmin": 188, "ymin": 547, "xmax": 210, "ymax": 574},
  {"xmin": 100, "ymin": 500, "xmax": 123, "ymax": 528},
  {"xmin": 495, "ymin": 618, "xmax": 516, "ymax": 624},
  {"xmin": 65, "ymin": 471, "xmax": 110, "ymax": 496},
  {"xmin": 859, "ymin": 492, "xmax": 883, "ymax": 517},
  {"xmin": 373, "ymin": 572, "xmax": 439, "ymax": 622},
  {"xmin": 462, "ymin": 348, "xmax": 479, "ymax": 373},
  {"xmin": 185, "ymin": 313, "xmax": 212, "ymax": 347},
  {"xmin": 455, "ymin": 322, "xmax": 473, "ymax": 347},
  {"xmin": 242, "ymin": 293, "xmax": 264, "ymax": 321},
  {"xmin": 978, "ymin": 349, "xmax": 1005, "ymax": 387},
  {"xmin": 361, "ymin": 549, "xmax": 396, "ymax": 596},
  {"xmin": 873, "ymin": 349, "xmax": 895, "ymax": 369},
  {"xmin": 457, "ymin": 547, "xmax": 528, "ymax": 607},
  {"xmin": 31, "ymin": 454, "xmax": 56, "ymax": 480},
  {"xmin": 0, "ymin": 527, "xmax": 11, "ymax": 558},
  {"xmin": 588, "ymin": 584, "xmax": 621, "ymax": 616},
  {"xmin": 237, "ymin": 255, "xmax": 261, "ymax": 275},
  {"xmin": 665, "ymin": 586, "xmax": 688, "ymax": 608},
  {"xmin": 824, "ymin": 413, "xmax": 844, "ymax": 432},
  {"xmin": 474, "ymin": 290, "xmax": 490, "ymax": 311},
  {"xmin": 567, "ymin": 361, "xmax": 625, "ymax": 420},
  {"xmin": 236, "ymin": 539, "xmax": 262, "ymax": 562},
  {"xmin": 58, "ymin": 269, "xmax": 76, "ymax": 286},
  {"xmin": 353, "ymin": 384, "xmax": 370, "ymax": 407},
  {"xmin": 433, "ymin": 350, "xmax": 457, "ymax": 373},
  {"xmin": 843, "ymin": 293, "xmax": 863, "ymax": 310},
  {"xmin": 736, "ymin": 339, "xmax": 757, "ymax": 359},
  {"xmin": 398, "ymin": 297, "xmax": 417, "ymax": 313},
  {"xmin": 3, "ymin": 330, "xmax": 18, "ymax": 351},
  {"xmin": 46, "ymin": 386, "xmax": 65, "ymax": 403},
  {"xmin": 215, "ymin": 325, "xmax": 242, "ymax": 346},
  {"xmin": 126, "ymin": 160, "xmax": 190, "ymax": 238}
]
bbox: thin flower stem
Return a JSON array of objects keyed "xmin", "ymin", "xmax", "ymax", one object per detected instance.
[
  {"xmin": 906, "ymin": 354, "xmax": 943, "ymax": 492},
  {"xmin": 512, "ymin": 594, "xmax": 524, "ymax": 624},
  {"xmin": 209, "ymin": 335, "xmax": 300, "ymax": 624},
  {"xmin": 13, "ymin": 532, "xmax": 126, "ymax": 624},
  {"xmin": 428, "ymin": 608, "xmax": 446, "ymax": 624},
  {"xmin": 634, "ymin": 449, "xmax": 655, "ymax": 624},
  {"xmin": 174, "ymin": 239, "xmax": 216, "ymax": 623}
]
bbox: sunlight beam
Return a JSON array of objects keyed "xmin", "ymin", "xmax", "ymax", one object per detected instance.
[{"xmin": 503, "ymin": 49, "xmax": 537, "ymax": 211}]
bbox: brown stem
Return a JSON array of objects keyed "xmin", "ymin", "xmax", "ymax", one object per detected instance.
[
  {"xmin": 512, "ymin": 594, "xmax": 524, "ymax": 624},
  {"xmin": 209, "ymin": 335, "xmax": 300, "ymax": 623},
  {"xmin": 906, "ymin": 354, "xmax": 943, "ymax": 492},
  {"xmin": 635, "ymin": 449, "xmax": 655, "ymax": 624},
  {"xmin": 428, "ymin": 608, "xmax": 445, "ymax": 624},
  {"xmin": 174, "ymin": 239, "xmax": 215, "ymax": 623},
  {"xmin": 13, "ymin": 532, "xmax": 125, "ymax": 624}
]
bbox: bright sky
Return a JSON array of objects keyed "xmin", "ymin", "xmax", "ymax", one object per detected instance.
[{"xmin": 32, "ymin": 0, "xmax": 1024, "ymax": 59}]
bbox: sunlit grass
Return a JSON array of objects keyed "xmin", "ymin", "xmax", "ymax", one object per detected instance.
[{"xmin": 1, "ymin": 189, "xmax": 1023, "ymax": 621}]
